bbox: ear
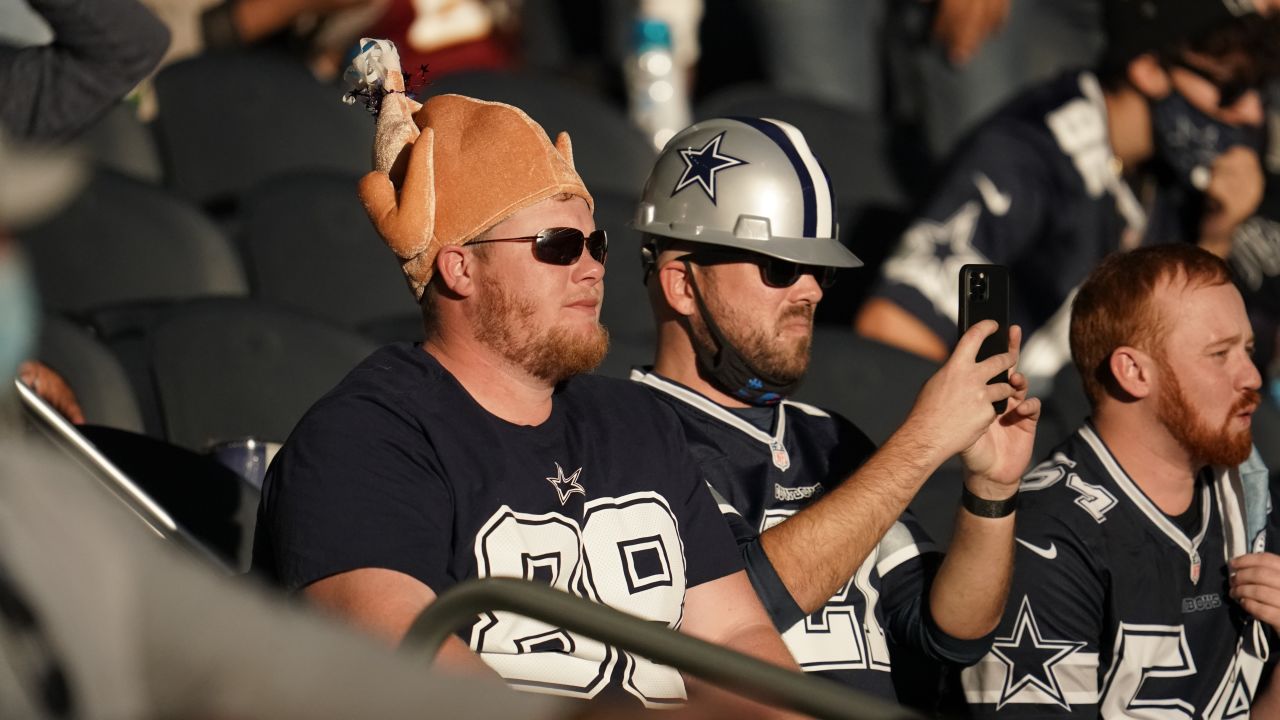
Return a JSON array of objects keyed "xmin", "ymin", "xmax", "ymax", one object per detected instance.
[
  {"xmin": 658, "ymin": 259, "xmax": 697, "ymax": 318},
  {"xmin": 554, "ymin": 131, "xmax": 575, "ymax": 168},
  {"xmin": 1128, "ymin": 53, "xmax": 1172, "ymax": 99},
  {"xmin": 1110, "ymin": 345, "xmax": 1155, "ymax": 399},
  {"xmin": 434, "ymin": 244, "xmax": 477, "ymax": 298}
]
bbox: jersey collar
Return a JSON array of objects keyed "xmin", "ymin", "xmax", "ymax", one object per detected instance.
[
  {"xmin": 1078, "ymin": 423, "xmax": 1212, "ymax": 582},
  {"xmin": 631, "ymin": 368, "xmax": 797, "ymax": 471}
]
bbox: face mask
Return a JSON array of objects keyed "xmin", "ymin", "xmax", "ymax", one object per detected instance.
[
  {"xmin": 683, "ymin": 263, "xmax": 798, "ymax": 406},
  {"xmin": 0, "ymin": 247, "xmax": 37, "ymax": 384},
  {"xmin": 1151, "ymin": 90, "xmax": 1263, "ymax": 190}
]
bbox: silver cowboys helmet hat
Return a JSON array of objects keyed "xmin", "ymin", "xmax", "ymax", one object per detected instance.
[{"xmin": 634, "ymin": 117, "xmax": 862, "ymax": 268}]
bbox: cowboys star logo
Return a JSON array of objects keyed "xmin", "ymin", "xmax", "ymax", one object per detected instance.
[
  {"xmin": 546, "ymin": 462, "xmax": 586, "ymax": 505},
  {"xmin": 672, "ymin": 131, "xmax": 748, "ymax": 204}
]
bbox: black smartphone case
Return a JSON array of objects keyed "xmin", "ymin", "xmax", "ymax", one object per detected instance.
[{"xmin": 958, "ymin": 264, "xmax": 1010, "ymax": 414}]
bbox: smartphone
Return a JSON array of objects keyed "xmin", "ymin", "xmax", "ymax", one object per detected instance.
[{"xmin": 958, "ymin": 264, "xmax": 1010, "ymax": 414}]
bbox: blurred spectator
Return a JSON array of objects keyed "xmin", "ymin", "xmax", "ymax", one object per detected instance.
[
  {"xmin": 856, "ymin": 1, "xmax": 1280, "ymax": 390},
  {"xmin": 0, "ymin": 0, "xmax": 168, "ymax": 141},
  {"xmin": 742, "ymin": 0, "xmax": 1102, "ymax": 159},
  {"xmin": 142, "ymin": 0, "xmax": 383, "ymax": 78}
]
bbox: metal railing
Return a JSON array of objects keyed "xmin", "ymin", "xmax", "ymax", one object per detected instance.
[{"xmin": 404, "ymin": 577, "xmax": 924, "ymax": 720}]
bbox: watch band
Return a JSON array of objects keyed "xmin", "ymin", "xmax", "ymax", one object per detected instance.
[{"xmin": 961, "ymin": 485, "xmax": 1018, "ymax": 518}]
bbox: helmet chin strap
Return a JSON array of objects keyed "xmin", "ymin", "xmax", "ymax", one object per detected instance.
[{"xmin": 680, "ymin": 260, "xmax": 798, "ymax": 406}]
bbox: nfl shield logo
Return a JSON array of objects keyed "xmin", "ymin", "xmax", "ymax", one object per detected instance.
[{"xmin": 770, "ymin": 441, "xmax": 790, "ymax": 472}]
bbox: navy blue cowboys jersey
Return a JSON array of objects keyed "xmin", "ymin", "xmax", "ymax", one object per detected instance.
[
  {"xmin": 632, "ymin": 369, "xmax": 986, "ymax": 700},
  {"xmin": 962, "ymin": 424, "xmax": 1276, "ymax": 718},
  {"xmin": 871, "ymin": 70, "xmax": 1185, "ymax": 380},
  {"xmin": 253, "ymin": 344, "xmax": 742, "ymax": 707}
]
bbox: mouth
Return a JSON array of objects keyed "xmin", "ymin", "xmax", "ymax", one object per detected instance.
[{"xmin": 565, "ymin": 297, "xmax": 601, "ymax": 313}]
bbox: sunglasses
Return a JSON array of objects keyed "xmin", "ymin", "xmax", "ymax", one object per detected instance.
[
  {"xmin": 684, "ymin": 250, "xmax": 837, "ymax": 289},
  {"xmin": 1171, "ymin": 60, "xmax": 1257, "ymax": 109},
  {"xmin": 470, "ymin": 227, "xmax": 608, "ymax": 266}
]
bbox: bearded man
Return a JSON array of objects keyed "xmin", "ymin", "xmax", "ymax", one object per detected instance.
[
  {"xmin": 251, "ymin": 59, "xmax": 800, "ymax": 709},
  {"xmin": 961, "ymin": 244, "xmax": 1280, "ymax": 717},
  {"xmin": 630, "ymin": 117, "xmax": 1041, "ymax": 705}
]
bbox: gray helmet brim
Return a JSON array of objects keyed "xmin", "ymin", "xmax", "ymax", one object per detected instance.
[{"xmin": 634, "ymin": 209, "xmax": 863, "ymax": 268}]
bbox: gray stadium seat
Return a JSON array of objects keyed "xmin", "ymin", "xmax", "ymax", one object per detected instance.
[
  {"xmin": 152, "ymin": 50, "xmax": 374, "ymax": 212},
  {"xmin": 695, "ymin": 85, "xmax": 916, "ymax": 211},
  {"xmin": 147, "ymin": 299, "xmax": 377, "ymax": 451},
  {"xmin": 795, "ymin": 326, "xmax": 962, "ymax": 546},
  {"xmin": 593, "ymin": 190, "xmax": 654, "ymax": 344},
  {"xmin": 79, "ymin": 102, "xmax": 164, "ymax": 184},
  {"xmin": 237, "ymin": 171, "xmax": 421, "ymax": 341},
  {"xmin": 35, "ymin": 314, "xmax": 145, "ymax": 433},
  {"xmin": 421, "ymin": 70, "xmax": 655, "ymax": 197},
  {"xmin": 18, "ymin": 170, "xmax": 248, "ymax": 316}
]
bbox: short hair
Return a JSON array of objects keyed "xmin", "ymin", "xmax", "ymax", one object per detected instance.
[
  {"xmin": 1098, "ymin": 13, "xmax": 1280, "ymax": 91},
  {"xmin": 1069, "ymin": 244, "xmax": 1232, "ymax": 408}
]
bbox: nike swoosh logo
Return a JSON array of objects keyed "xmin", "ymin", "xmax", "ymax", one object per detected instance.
[
  {"xmin": 1017, "ymin": 538, "xmax": 1058, "ymax": 560},
  {"xmin": 973, "ymin": 172, "xmax": 1012, "ymax": 217}
]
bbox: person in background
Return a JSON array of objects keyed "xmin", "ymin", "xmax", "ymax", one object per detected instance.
[{"xmin": 857, "ymin": 0, "xmax": 1280, "ymax": 391}]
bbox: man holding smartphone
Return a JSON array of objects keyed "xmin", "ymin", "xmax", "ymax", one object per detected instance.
[
  {"xmin": 631, "ymin": 117, "xmax": 1041, "ymax": 703},
  {"xmin": 961, "ymin": 244, "xmax": 1280, "ymax": 716}
]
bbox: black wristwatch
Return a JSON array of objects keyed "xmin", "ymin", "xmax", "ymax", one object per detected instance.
[{"xmin": 961, "ymin": 485, "xmax": 1018, "ymax": 518}]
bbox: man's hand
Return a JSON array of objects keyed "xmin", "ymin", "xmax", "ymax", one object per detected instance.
[
  {"xmin": 1230, "ymin": 552, "xmax": 1280, "ymax": 630},
  {"xmin": 18, "ymin": 360, "xmax": 85, "ymax": 424},
  {"xmin": 898, "ymin": 319, "xmax": 1020, "ymax": 466},
  {"xmin": 959, "ymin": 325, "xmax": 1041, "ymax": 499},
  {"xmin": 932, "ymin": 0, "xmax": 1010, "ymax": 66},
  {"xmin": 1200, "ymin": 146, "xmax": 1265, "ymax": 257}
]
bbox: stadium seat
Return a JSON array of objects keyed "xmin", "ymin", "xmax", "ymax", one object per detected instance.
[
  {"xmin": 237, "ymin": 171, "xmax": 421, "ymax": 341},
  {"xmin": 78, "ymin": 102, "xmax": 164, "ymax": 184},
  {"xmin": 18, "ymin": 169, "xmax": 248, "ymax": 316},
  {"xmin": 796, "ymin": 326, "xmax": 938, "ymax": 445},
  {"xmin": 147, "ymin": 299, "xmax": 377, "ymax": 451},
  {"xmin": 795, "ymin": 326, "xmax": 961, "ymax": 546},
  {"xmin": 152, "ymin": 50, "xmax": 374, "ymax": 212},
  {"xmin": 593, "ymin": 190, "xmax": 655, "ymax": 344},
  {"xmin": 35, "ymin": 314, "xmax": 146, "ymax": 433},
  {"xmin": 421, "ymin": 70, "xmax": 655, "ymax": 197},
  {"xmin": 695, "ymin": 85, "xmax": 917, "ymax": 211}
]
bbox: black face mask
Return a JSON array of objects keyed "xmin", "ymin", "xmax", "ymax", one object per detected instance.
[
  {"xmin": 681, "ymin": 261, "xmax": 799, "ymax": 406},
  {"xmin": 1150, "ymin": 89, "xmax": 1263, "ymax": 190}
]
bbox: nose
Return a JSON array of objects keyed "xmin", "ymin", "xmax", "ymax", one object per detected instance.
[
  {"xmin": 573, "ymin": 248, "xmax": 605, "ymax": 285},
  {"xmin": 792, "ymin": 271, "xmax": 824, "ymax": 305},
  {"xmin": 1223, "ymin": 89, "xmax": 1265, "ymax": 128},
  {"xmin": 1240, "ymin": 354, "xmax": 1263, "ymax": 392}
]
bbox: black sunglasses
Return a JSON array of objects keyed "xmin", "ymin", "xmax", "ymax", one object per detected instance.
[
  {"xmin": 1170, "ymin": 60, "xmax": 1256, "ymax": 109},
  {"xmin": 684, "ymin": 250, "xmax": 837, "ymax": 289},
  {"xmin": 470, "ymin": 227, "xmax": 608, "ymax": 266}
]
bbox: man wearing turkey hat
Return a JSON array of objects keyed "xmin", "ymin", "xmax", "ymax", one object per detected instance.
[{"xmin": 252, "ymin": 42, "xmax": 798, "ymax": 707}]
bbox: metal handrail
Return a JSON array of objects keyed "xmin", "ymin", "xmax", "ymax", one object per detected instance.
[
  {"xmin": 15, "ymin": 378, "xmax": 232, "ymax": 573},
  {"xmin": 403, "ymin": 578, "xmax": 924, "ymax": 720}
]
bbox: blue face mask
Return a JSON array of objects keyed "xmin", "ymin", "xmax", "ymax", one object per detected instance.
[
  {"xmin": 0, "ymin": 247, "xmax": 37, "ymax": 384},
  {"xmin": 1150, "ymin": 90, "xmax": 1263, "ymax": 190}
]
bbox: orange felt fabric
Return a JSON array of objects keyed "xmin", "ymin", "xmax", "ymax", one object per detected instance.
[{"xmin": 359, "ymin": 86, "xmax": 592, "ymax": 300}]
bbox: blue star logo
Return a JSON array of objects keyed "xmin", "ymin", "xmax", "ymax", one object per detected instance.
[
  {"xmin": 672, "ymin": 132, "xmax": 748, "ymax": 204},
  {"xmin": 991, "ymin": 596, "xmax": 1085, "ymax": 709},
  {"xmin": 545, "ymin": 462, "xmax": 586, "ymax": 506}
]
